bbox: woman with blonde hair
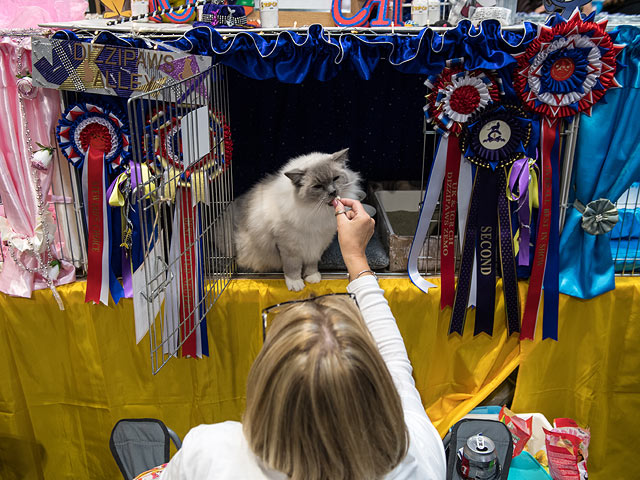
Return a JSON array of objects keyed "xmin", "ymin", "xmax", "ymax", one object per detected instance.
[{"xmin": 161, "ymin": 198, "xmax": 446, "ymax": 480}]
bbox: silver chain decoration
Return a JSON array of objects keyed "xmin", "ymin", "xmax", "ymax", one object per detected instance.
[{"xmin": 9, "ymin": 50, "xmax": 64, "ymax": 310}]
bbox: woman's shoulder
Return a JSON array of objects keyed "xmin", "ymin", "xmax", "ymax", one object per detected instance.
[
  {"xmin": 172, "ymin": 421, "xmax": 286, "ymax": 479},
  {"xmin": 182, "ymin": 421, "xmax": 244, "ymax": 450}
]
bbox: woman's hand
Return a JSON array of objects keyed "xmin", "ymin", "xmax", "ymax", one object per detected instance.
[{"xmin": 334, "ymin": 198, "xmax": 375, "ymax": 280}]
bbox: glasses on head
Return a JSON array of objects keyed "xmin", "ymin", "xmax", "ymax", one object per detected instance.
[{"xmin": 261, "ymin": 292, "xmax": 358, "ymax": 342}]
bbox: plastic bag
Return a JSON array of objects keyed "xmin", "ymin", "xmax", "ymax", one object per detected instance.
[
  {"xmin": 499, "ymin": 406, "xmax": 533, "ymax": 457},
  {"xmin": 544, "ymin": 418, "xmax": 590, "ymax": 480}
]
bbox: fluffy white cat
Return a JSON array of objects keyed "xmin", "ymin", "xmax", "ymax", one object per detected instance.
[{"xmin": 233, "ymin": 148, "xmax": 363, "ymax": 291}]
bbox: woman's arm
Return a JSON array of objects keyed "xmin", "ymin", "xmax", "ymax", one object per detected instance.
[{"xmin": 335, "ymin": 198, "xmax": 446, "ymax": 479}]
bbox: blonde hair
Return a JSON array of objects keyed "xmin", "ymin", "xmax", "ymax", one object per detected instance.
[{"xmin": 243, "ymin": 295, "xmax": 408, "ymax": 480}]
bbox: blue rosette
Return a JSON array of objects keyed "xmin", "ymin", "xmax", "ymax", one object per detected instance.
[{"xmin": 460, "ymin": 104, "xmax": 533, "ymax": 170}]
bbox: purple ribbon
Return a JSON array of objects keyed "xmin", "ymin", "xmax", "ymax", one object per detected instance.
[
  {"xmin": 122, "ymin": 249, "xmax": 133, "ymax": 298},
  {"xmin": 498, "ymin": 169, "xmax": 521, "ymax": 335},
  {"xmin": 509, "ymin": 156, "xmax": 532, "ymax": 266}
]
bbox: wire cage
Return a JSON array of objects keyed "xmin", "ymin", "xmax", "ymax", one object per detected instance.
[
  {"xmin": 51, "ymin": 95, "xmax": 90, "ymax": 274},
  {"xmin": 612, "ymin": 182, "xmax": 640, "ymax": 275},
  {"xmin": 126, "ymin": 64, "xmax": 234, "ymax": 374}
]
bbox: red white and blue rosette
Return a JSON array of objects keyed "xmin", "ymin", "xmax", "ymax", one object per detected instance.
[
  {"xmin": 424, "ymin": 58, "xmax": 504, "ymax": 136},
  {"xmin": 146, "ymin": 109, "xmax": 232, "ymax": 175},
  {"xmin": 514, "ymin": 12, "xmax": 624, "ymax": 341},
  {"xmin": 56, "ymin": 102, "xmax": 130, "ymax": 172},
  {"xmin": 55, "ymin": 102, "xmax": 132, "ymax": 306},
  {"xmin": 514, "ymin": 11, "xmax": 623, "ymax": 119}
]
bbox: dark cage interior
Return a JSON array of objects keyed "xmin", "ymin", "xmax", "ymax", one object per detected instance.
[{"xmin": 227, "ymin": 61, "xmax": 433, "ymax": 198}]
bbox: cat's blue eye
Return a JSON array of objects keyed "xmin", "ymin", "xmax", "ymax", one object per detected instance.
[
  {"xmin": 314, "ymin": 184, "xmax": 323, "ymax": 189},
  {"xmin": 333, "ymin": 176, "xmax": 340, "ymax": 181}
]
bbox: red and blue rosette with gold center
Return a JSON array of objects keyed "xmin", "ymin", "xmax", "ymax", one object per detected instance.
[
  {"xmin": 514, "ymin": 11, "xmax": 623, "ymax": 119},
  {"xmin": 513, "ymin": 11, "xmax": 624, "ymax": 341}
]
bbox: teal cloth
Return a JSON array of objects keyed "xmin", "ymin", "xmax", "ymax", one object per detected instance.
[
  {"xmin": 507, "ymin": 452, "xmax": 552, "ymax": 480},
  {"xmin": 559, "ymin": 26, "xmax": 640, "ymax": 299}
]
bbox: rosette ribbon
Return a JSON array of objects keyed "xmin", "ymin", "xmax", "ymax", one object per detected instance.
[
  {"xmin": 56, "ymin": 102, "xmax": 131, "ymax": 305},
  {"xmin": 409, "ymin": 59, "xmax": 503, "ymax": 309},
  {"xmin": 450, "ymin": 104, "xmax": 534, "ymax": 337},
  {"xmin": 575, "ymin": 198, "xmax": 619, "ymax": 236},
  {"xmin": 514, "ymin": 11, "xmax": 624, "ymax": 340},
  {"xmin": 148, "ymin": 108, "xmax": 229, "ymax": 358}
]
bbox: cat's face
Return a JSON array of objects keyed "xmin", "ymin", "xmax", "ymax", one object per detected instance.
[{"xmin": 284, "ymin": 149, "xmax": 359, "ymax": 206}]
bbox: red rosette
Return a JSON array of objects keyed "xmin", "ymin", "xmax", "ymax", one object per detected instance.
[{"xmin": 424, "ymin": 61, "xmax": 503, "ymax": 137}]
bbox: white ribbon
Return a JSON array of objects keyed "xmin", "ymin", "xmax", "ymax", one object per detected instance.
[
  {"xmin": 163, "ymin": 194, "xmax": 182, "ymax": 356},
  {"xmin": 408, "ymin": 136, "xmax": 449, "ymax": 293},
  {"xmin": 133, "ymin": 230, "xmax": 166, "ymax": 344},
  {"xmin": 456, "ymin": 157, "xmax": 477, "ymax": 307}
]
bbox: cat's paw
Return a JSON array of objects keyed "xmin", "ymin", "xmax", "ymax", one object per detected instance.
[
  {"xmin": 304, "ymin": 272, "xmax": 322, "ymax": 284},
  {"xmin": 285, "ymin": 276, "xmax": 306, "ymax": 292}
]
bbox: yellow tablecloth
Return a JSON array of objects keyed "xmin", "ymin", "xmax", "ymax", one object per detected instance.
[{"xmin": 0, "ymin": 277, "xmax": 637, "ymax": 479}]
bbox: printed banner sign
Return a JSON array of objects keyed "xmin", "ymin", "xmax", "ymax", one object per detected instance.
[{"xmin": 31, "ymin": 37, "xmax": 212, "ymax": 99}]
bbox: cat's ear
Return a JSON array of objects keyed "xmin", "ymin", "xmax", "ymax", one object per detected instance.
[
  {"xmin": 284, "ymin": 169, "xmax": 305, "ymax": 187},
  {"xmin": 329, "ymin": 148, "xmax": 349, "ymax": 167}
]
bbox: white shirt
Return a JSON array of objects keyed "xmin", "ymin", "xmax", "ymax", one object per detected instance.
[{"xmin": 161, "ymin": 275, "xmax": 447, "ymax": 479}]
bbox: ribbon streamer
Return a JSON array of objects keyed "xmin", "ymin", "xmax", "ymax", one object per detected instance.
[
  {"xmin": 450, "ymin": 174, "xmax": 480, "ymax": 335},
  {"xmin": 441, "ymin": 135, "xmax": 461, "ymax": 309},
  {"xmin": 542, "ymin": 122, "xmax": 562, "ymax": 340},
  {"xmin": 163, "ymin": 199, "xmax": 182, "ymax": 356},
  {"xmin": 83, "ymin": 145, "xmax": 110, "ymax": 305},
  {"xmin": 474, "ymin": 169, "xmax": 498, "ymax": 336},
  {"xmin": 457, "ymin": 157, "xmax": 477, "ymax": 308},
  {"xmin": 179, "ymin": 187, "xmax": 198, "ymax": 358},
  {"xmin": 521, "ymin": 121, "xmax": 556, "ymax": 339},
  {"xmin": 507, "ymin": 157, "xmax": 538, "ymax": 266},
  {"xmin": 408, "ymin": 136, "xmax": 448, "ymax": 293},
  {"xmin": 498, "ymin": 168, "xmax": 521, "ymax": 335}
]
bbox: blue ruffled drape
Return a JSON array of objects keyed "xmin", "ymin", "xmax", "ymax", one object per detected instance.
[
  {"xmin": 53, "ymin": 20, "xmax": 537, "ymax": 83},
  {"xmin": 559, "ymin": 25, "xmax": 640, "ymax": 299}
]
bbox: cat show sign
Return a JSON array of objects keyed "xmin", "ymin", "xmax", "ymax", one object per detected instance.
[{"xmin": 31, "ymin": 37, "xmax": 212, "ymax": 98}]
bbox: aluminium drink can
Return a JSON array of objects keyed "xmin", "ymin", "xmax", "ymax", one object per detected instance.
[{"xmin": 456, "ymin": 433, "xmax": 501, "ymax": 479}]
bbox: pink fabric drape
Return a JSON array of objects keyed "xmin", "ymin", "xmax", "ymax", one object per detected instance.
[
  {"xmin": 0, "ymin": 37, "xmax": 75, "ymax": 297},
  {"xmin": 0, "ymin": 0, "xmax": 87, "ymax": 29}
]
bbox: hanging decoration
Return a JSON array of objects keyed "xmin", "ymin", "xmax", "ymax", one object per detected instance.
[
  {"xmin": 450, "ymin": 103, "xmax": 534, "ymax": 337},
  {"xmin": 56, "ymin": 102, "xmax": 131, "ymax": 305},
  {"xmin": 4, "ymin": 56, "xmax": 71, "ymax": 309},
  {"xmin": 144, "ymin": 105, "xmax": 232, "ymax": 358},
  {"xmin": 513, "ymin": 11, "xmax": 624, "ymax": 340},
  {"xmin": 506, "ymin": 154, "xmax": 539, "ymax": 268},
  {"xmin": 149, "ymin": 0, "xmax": 197, "ymax": 23},
  {"xmin": 56, "ymin": 102, "xmax": 131, "ymax": 171},
  {"xmin": 409, "ymin": 59, "xmax": 504, "ymax": 312}
]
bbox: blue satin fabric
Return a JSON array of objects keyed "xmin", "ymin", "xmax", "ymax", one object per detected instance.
[
  {"xmin": 53, "ymin": 20, "xmax": 537, "ymax": 83},
  {"xmin": 559, "ymin": 25, "xmax": 640, "ymax": 299}
]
